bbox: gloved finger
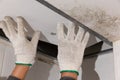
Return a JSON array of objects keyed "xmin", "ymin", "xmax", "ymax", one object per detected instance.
[
  {"xmin": 81, "ymin": 32, "xmax": 90, "ymax": 47},
  {"xmin": 0, "ymin": 21, "xmax": 10, "ymax": 38},
  {"xmin": 66, "ymin": 23, "xmax": 75, "ymax": 40},
  {"xmin": 75, "ymin": 27, "xmax": 85, "ymax": 42},
  {"xmin": 31, "ymin": 31, "xmax": 40, "ymax": 48},
  {"xmin": 17, "ymin": 16, "xmax": 26, "ymax": 37},
  {"xmin": 57, "ymin": 23, "xmax": 66, "ymax": 40},
  {"xmin": 16, "ymin": 16, "xmax": 33, "ymax": 35},
  {"xmin": 4, "ymin": 16, "xmax": 17, "ymax": 36}
]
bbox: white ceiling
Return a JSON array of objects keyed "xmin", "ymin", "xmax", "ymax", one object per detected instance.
[
  {"xmin": 0, "ymin": 0, "xmax": 70, "ymax": 45},
  {"xmin": 0, "ymin": 0, "xmax": 112, "ymax": 50}
]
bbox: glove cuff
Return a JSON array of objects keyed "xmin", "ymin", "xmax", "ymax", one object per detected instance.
[
  {"xmin": 60, "ymin": 70, "xmax": 79, "ymax": 75},
  {"xmin": 59, "ymin": 64, "xmax": 80, "ymax": 73},
  {"xmin": 15, "ymin": 55, "xmax": 35, "ymax": 65},
  {"xmin": 15, "ymin": 63, "xmax": 32, "ymax": 66}
]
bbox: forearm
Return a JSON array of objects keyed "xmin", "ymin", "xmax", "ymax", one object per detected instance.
[
  {"xmin": 60, "ymin": 72, "xmax": 78, "ymax": 80},
  {"xmin": 8, "ymin": 65, "xmax": 30, "ymax": 80}
]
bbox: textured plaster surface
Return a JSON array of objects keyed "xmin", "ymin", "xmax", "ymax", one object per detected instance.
[{"xmin": 46, "ymin": 0, "xmax": 120, "ymax": 42}]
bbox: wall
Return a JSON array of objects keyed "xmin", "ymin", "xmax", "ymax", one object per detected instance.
[
  {"xmin": 0, "ymin": 43, "xmax": 114, "ymax": 80},
  {"xmin": 27, "ymin": 51, "xmax": 115, "ymax": 80}
]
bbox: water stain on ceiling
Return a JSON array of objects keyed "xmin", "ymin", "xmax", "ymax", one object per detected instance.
[{"xmin": 46, "ymin": 0, "xmax": 120, "ymax": 42}]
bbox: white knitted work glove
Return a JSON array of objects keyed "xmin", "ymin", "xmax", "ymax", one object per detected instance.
[
  {"xmin": 0, "ymin": 16, "xmax": 40, "ymax": 66},
  {"xmin": 57, "ymin": 23, "xmax": 90, "ymax": 75}
]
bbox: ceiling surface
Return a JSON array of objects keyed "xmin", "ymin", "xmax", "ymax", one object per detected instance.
[
  {"xmin": 0, "ymin": 0, "xmax": 70, "ymax": 45},
  {"xmin": 46, "ymin": 0, "xmax": 120, "ymax": 42},
  {"xmin": 0, "ymin": 0, "xmax": 113, "ymax": 51}
]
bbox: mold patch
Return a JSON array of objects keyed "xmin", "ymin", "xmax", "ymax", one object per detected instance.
[{"xmin": 62, "ymin": 6, "xmax": 120, "ymax": 42}]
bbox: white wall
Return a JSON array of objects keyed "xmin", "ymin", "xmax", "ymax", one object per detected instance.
[
  {"xmin": 0, "ymin": 43, "xmax": 114, "ymax": 80},
  {"xmin": 26, "ymin": 51, "xmax": 115, "ymax": 80}
]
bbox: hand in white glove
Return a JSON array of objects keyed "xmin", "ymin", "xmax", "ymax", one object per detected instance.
[
  {"xmin": 57, "ymin": 23, "xmax": 90, "ymax": 75},
  {"xmin": 0, "ymin": 16, "xmax": 40, "ymax": 66}
]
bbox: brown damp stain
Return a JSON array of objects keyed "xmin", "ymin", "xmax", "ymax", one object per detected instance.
[{"xmin": 61, "ymin": 6, "xmax": 120, "ymax": 42}]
